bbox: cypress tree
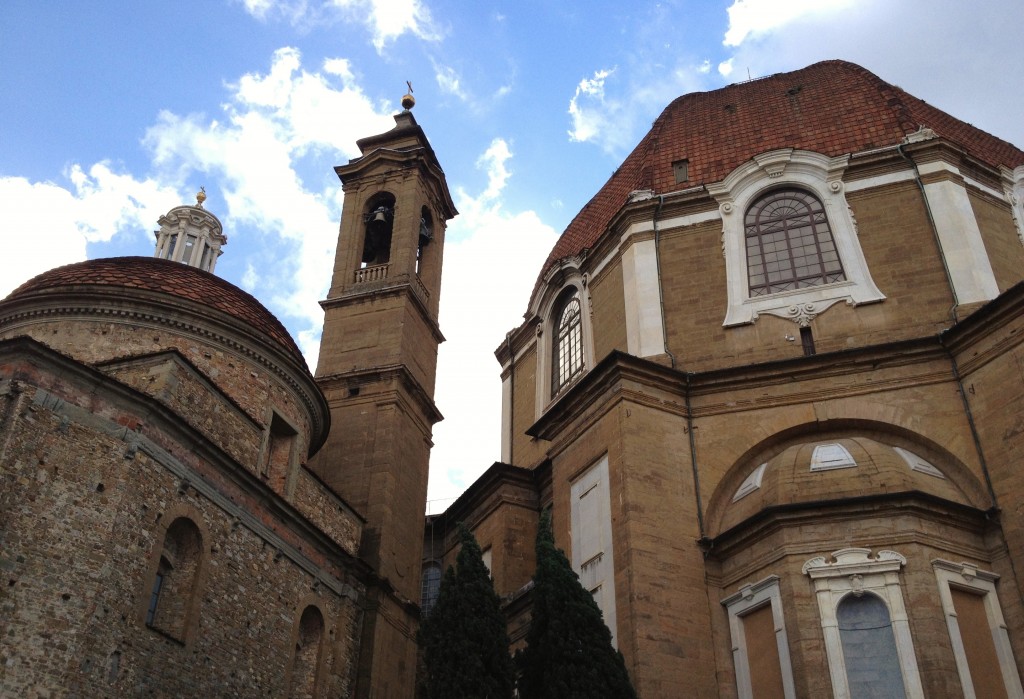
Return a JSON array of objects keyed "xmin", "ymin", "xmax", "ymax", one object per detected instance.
[
  {"xmin": 517, "ymin": 511, "xmax": 637, "ymax": 699},
  {"xmin": 419, "ymin": 524, "xmax": 514, "ymax": 699}
]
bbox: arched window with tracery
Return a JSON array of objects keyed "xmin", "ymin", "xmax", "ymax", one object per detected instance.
[
  {"xmin": 144, "ymin": 517, "xmax": 204, "ymax": 643},
  {"xmin": 552, "ymin": 290, "xmax": 584, "ymax": 396},
  {"xmin": 290, "ymin": 605, "xmax": 325, "ymax": 699},
  {"xmin": 745, "ymin": 189, "xmax": 846, "ymax": 297}
]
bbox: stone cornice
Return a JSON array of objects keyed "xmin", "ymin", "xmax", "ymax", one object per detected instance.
[
  {"xmin": 319, "ymin": 278, "xmax": 445, "ymax": 344},
  {"xmin": 706, "ymin": 491, "xmax": 994, "ymax": 581},
  {"xmin": 426, "ymin": 462, "xmax": 538, "ymax": 535},
  {"xmin": 315, "ymin": 363, "xmax": 444, "ymax": 426}
]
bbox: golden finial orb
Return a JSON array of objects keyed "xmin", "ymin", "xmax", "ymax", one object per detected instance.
[
  {"xmin": 402, "ymin": 80, "xmax": 415, "ymax": 110},
  {"xmin": 196, "ymin": 186, "xmax": 207, "ymax": 207}
]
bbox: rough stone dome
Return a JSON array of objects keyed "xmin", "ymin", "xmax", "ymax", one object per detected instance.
[{"xmin": 5, "ymin": 256, "xmax": 303, "ymax": 363}]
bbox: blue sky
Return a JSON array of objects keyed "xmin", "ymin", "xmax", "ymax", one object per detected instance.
[{"xmin": 2, "ymin": 0, "xmax": 1022, "ymax": 511}]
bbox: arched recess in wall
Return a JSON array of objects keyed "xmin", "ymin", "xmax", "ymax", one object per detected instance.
[
  {"xmin": 703, "ymin": 418, "xmax": 990, "ymax": 540},
  {"xmin": 140, "ymin": 507, "xmax": 210, "ymax": 645},
  {"xmin": 288, "ymin": 604, "xmax": 327, "ymax": 699}
]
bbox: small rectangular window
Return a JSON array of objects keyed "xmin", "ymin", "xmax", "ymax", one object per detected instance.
[
  {"xmin": 145, "ymin": 571, "xmax": 164, "ymax": 626},
  {"xmin": 800, "ymin": 327, "xmax": 816, "ymax": 356},
  {"xmin": 672, "ymin": 159, "xmax": 690, "ymax": 184}
]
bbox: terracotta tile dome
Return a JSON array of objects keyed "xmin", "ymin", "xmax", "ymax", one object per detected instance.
[
  {"xmin": 541, "ymin": 60, "xmax": 1024, "ymax": 286},
  {"xmin": 6, "ymin": 256, "xmax": 304, "ymax": 363}
]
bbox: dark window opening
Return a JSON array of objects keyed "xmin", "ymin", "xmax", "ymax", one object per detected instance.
[
  {"xmin": 800, "ymin": 326, "xmax": 816, "ymax": 356},
  {"xmin": 145, "ymin": 566, "xmax": 166, "ymax": 627},
  {"xmin": 264, "ymin": 412, "xmax": 298, "ymax": 492},
  {"xmin": 362, "ymin": 195, "xmax": 395, "ymax": 266},
  {"xmin": 417, "ymin": 205, "xmax": 433, "ymax": 275},
  {"xmin": 164, "ymin": 233, "xmax": 178, "ymax": 259},
  {"xmin": 745, "ymin": 189, "xmax": 846, "ymax": 297}
]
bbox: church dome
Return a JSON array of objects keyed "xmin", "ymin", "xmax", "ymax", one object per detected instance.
[
  {"xmin": 540, "ymin": 59, "xmax": 1024, "ymax": 288},
  {"xmin": 5, "ymin": 256, "xmax": 303, "ymax": 363}
]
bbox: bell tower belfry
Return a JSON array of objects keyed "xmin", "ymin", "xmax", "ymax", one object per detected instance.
[{"xmin": 310, "ymin": 93, "xmax": 456, "ymax": 697}]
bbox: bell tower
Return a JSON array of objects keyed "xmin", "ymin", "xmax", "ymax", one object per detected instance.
[{"xmin": 310, "ymin": 92, "xmax": 456, "ymax": 697}]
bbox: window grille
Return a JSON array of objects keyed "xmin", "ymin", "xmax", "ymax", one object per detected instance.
[{"xmin": 745, "ymin": 190, "xmax": 845, "ymax": 297}]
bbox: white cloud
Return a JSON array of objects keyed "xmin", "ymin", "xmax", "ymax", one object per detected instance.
[
  {"xmin": 477, "ymin": 138, "xmax": 512, "ymax": 201},
  {"xmin": 716, "ymin": 0, "xmax": 1023, "ymax": 148},
  {"xmin": 567, "ymin": 67, "xmax": 616, "ymax": 145},
  {"xmin": 142, "ymin": 47, "xmax": 395, "ymax": 367},
  {"xmin": 427, "ymin": 140, "xmax": 558, "ymax": 507},
  {"xmin": 723, "ymin": 0, "xmax": 856, "ymax": 47},
  {"xmin": 0, "ymin": 167, "xmax": 180, "ymax": 298},
  {"xmin": 698, "ymin": 59, "xmax": 711, "ymax": 74},
  {"xmin": 242, "ymin": 0, "xmax": 442, "ymax": 52},
  {"xmin": 433, "ymin": 63, "xmax": 469, "ymax": 102},
  {"xmin": 718, "ymin": 58, "xmax": 734, "ymax": 78},
  {"xmin": 566, "ymin": 61, "xmax": 713, "ymax": 155},
  {"xmin": 353, "ymin": 0, "xmax": 442, "ymax": 52}
]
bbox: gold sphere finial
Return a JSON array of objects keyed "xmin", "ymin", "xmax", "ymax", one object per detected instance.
[
  {"xmin": 196, "ymin": 186, "xmax": 207, "ymax": 207},
  {"xmin": 402, "ymin": 80, "xmax": 415, "ymax": 110}
]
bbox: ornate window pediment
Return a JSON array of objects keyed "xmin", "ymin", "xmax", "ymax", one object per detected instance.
[{"xmin": 708, "ymin": 149, "xmax": 885, "ymax": 327}]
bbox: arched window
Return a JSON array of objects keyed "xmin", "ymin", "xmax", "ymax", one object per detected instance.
[
  {"xmin": 552, "ymin": 290, "xmax": 584, "ymax": 396},
  {"xmin": 290, "ymin": 605, "xmax": 325, "ymax": 699},
  {"xmin": 417, "ymin": 205, "xmax": 433, "ymax": 276},
  {"xmin": 745, "ymin": 189, "xmax": 846, "ymax": 297},
  {"xmin": 421, "ymin": 562, "xmax": 442, "ymax": 615},
  {"xmin": 837, "ymin": 593, "xmax": 907, "ymax": 698},
  {"xmin": 145, "ymin": 517, "xmax": 204, "ymax": 643},
  {"xmin": 361, "ymin": 193, "xmax": 395, "ymax": 267}
]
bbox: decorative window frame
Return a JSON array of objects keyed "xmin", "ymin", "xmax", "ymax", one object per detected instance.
[
  {"xmin": 809, "ymin": 443, "xmax": 856, "ymax": 472},
  {"xmin": 1001, "ymin": 165, "xmax": 1024, "ymax": 248},
  {"xmin": 803, "ymin": 548, "xmax": 924, "ymax": 699},
  {"xmin": 532, "ymin": 259, "xmax": 595, "ymax": 415},
  {"xmin": 707, "ymin": 149, "xmax": 886, "ymax": 327},
  {"xmin": 732, "ymin": 462, "xmax": 768, "ymax": 502},
  {"xmin": 932, "ymin": 559, "xmax": 1024, "ymax": 698},
  {"xmin": 721, "ymin": 575, "xmax": 797, "ymax": 699}
]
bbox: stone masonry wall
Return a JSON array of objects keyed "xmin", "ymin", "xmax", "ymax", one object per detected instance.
[{"xmin": 0, "ymin": 354, "xmax": 364, "ymax": 698}]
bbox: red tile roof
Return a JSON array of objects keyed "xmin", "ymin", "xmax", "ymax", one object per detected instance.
[
  {"xmin": 541, "ymin": 60, "xmax": 1024, "ymax": 289},
  {"xmin": 6, "ymin": 257, "xmax": 304, "ymax": 363}
]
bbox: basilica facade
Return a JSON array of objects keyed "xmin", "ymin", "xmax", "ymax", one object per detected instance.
[
  {"xmin": 427, "ymin": 60, "xmax": 1024, "ymax": 698},
  {"xmin": 3, "ymin": 59, "xmax": 1024, "ymax": 698}
]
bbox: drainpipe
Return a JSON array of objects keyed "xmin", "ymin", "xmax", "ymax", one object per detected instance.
[
  {"xmin": 505, "ymin": 331, "xmax": 515, "ymax": 465},
  {"xmin": 652, "ymin": 194, "xmax": 707, "ymax": 541},
  {"xmin": 897, "ymin": 143, "xmax": 960, "ymax": 324},
  {"xmin": 939, "ymin": 332, "xmax": 998, "ymax": 511}
]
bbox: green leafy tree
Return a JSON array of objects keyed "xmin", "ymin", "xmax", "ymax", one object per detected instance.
[
  {"xmin": 419, "ymin": 524, "xmax": 515, "ymax": 699},
  {"xmin": 517, "ymin": 511, "xmax": 638, "ymax": 699}
]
